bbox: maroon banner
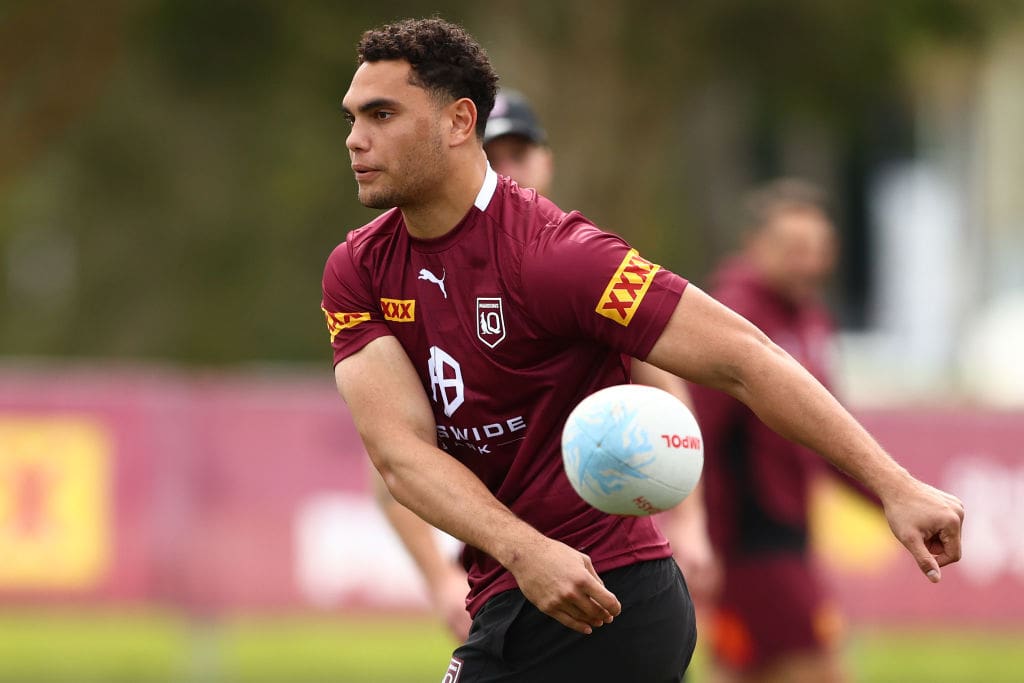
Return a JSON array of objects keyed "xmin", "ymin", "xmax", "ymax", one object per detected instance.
[
  {"xmin": 0, "ymin": 365, "xmax": 1021, "ymax": 625},
  {"xmin": 816, "ymin": 408, "xmax": 1024, "ymax": 626}
]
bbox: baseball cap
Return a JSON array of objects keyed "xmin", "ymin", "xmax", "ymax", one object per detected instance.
[{"xmin": 484, "ymin": 89, "xmax": 547, "ymax": 145}]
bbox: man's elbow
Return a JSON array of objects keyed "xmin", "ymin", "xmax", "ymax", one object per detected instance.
[
  {"xmin": 369, "ymin": 463, "xmax": 399, "ymax": 507},
  {"xmin": 713, "ymin": 329, "xmax": 786, "ymax": 400},
  {"xmin": 364, "ymin": 437, "xmax": 425, "ymax": 510}
]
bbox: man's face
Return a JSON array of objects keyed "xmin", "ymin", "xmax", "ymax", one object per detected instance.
[
  {"xmin": 752, "ymin": 207, "xmax": 837, "ymax": 304},
  {"xmin": 342, "ymin": 60, "xmax": 447, "ymax": 209},
  {"xmin": 484, "ymin": 135, "xmax": 553, "ymax": 196}
]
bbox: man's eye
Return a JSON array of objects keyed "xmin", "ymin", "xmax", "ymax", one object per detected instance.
[
  {"xmin": 343, "ymin": 114, "xmax": 355, "ymax": 126},
  {"xmin": 375, "ymin": 111, "xmax": 393, "ymax": 120}
]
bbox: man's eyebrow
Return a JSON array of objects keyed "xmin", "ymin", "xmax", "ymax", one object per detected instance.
[{"xmin": 342, "ymin": 98, "xmax": 401, "ymax": 117}]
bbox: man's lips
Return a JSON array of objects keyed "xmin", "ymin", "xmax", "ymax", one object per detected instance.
[{"xmin": 352, "ymin": 164, "xmax": 381, "ymax": 181}]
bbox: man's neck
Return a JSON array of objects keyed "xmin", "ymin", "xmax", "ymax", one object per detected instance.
[{"xmin": 402, "ymin": 152, "xmax": 490, "ymax": 239}]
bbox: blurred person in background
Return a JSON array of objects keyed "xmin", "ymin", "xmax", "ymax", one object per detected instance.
[
  {"xmin": 692, "ymin": 179, "xmax": 872, "ymax": 683},
  {"xmin": 324, "ymin": 17, "xmax": 963, "ymax": 681},
  {"xmin": 371, "ymin": 87, "xmax": 716, "ymax": 644}
]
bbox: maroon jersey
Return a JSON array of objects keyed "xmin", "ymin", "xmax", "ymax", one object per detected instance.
[
  {"xmin": 690, "ymin": 256, "xmax": 834, "ymax": 558},
  {"xmin": 322, "ymin": 169, "xmax": 688, "ymax": 614}
]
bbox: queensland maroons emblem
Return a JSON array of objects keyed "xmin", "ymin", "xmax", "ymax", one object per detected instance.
[{"xmin": 476, "ymin": 297, "xmax": 506, "ymax": 348}]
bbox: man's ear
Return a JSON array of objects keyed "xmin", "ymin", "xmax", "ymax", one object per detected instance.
[{"xmin": 446, "ymin": 97, "xmax": 479, "ymax": 147}]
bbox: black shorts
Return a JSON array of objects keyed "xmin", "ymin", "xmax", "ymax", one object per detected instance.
[{"xmin": 444, "ymin": 558, "xmax": 696, "ymax": 682}]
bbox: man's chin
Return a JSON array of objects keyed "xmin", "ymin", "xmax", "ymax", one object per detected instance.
[{"xmin": 358, "ymin": 190, "xmax": 398, "ymax": 210}]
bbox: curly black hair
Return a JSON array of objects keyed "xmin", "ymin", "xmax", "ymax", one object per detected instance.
[{"xmin": 357, "ymin": 17, "xmax": 499, "ymax": 140}]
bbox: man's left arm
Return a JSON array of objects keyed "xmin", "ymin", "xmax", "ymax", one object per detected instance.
[{"xmin": 645, "ymin": 285, "xmax": 964, "ymax": 582}]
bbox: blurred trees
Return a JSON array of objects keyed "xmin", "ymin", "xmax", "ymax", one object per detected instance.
[{"xmin": 0, "ymin": 0, "xmax": 1018, "ymax": 364}]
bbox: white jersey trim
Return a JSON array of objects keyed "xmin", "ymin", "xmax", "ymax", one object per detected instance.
[{"xmin": 474, "ymin": 163, "xmax": 498, "ymax": 212}]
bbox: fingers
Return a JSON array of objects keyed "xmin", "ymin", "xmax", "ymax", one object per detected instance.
[
  {"xmin": 926, "ymin": 502, "xmax": 964, "ymax": 569},
  {"xmin": 515, "ymin": 543, "xmax": 624, "ymax": 635},
  {"xmin": 549, "ymin": 593, "xmax": 619, "ymax": 635},
  {"xmin": 585, "ymin": 584, "xmax": 622, "ymax": 621},
  {"xmin": 900, "ymin": 498, "xmax": 965, "ymax": 583},
  {"xmin": 906, "ymin": 534, "xmax": 943, "ymax": 583},
  {"xmin": 557, "ymin": 585, "xmax": 619, "ymax": 633},
  {"xmin": 536, "ymin": 578, "xmax": 621, "ymax": 635},
  {"xmin": 933, "ymin": 488, "xmax": 966, "ymax": 527},
  {"xmin": 550, "ymin": 608, "xmax": 600, "ymax": 635},
  {"xmin": 932, "ymin": 523, "xmax": 963, "ymax": 567},
  {"xmin": 556, "ymin": 604, "xmax": 606, "ymax": 635},
  {"xmin": 582, "ymin": 556, "xmax": 622, "ymax": 618}
]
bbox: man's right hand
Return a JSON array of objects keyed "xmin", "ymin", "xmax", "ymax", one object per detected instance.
[{"xmin": 506, "ymin": 537, "xmax": 622, "ymax": 635}]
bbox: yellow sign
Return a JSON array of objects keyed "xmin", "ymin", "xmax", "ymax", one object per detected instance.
[
  {"xmin": 811, "ymin": 478, "xmax": 896, "ymax": 573},
  {"xmin": 0, "ymin": 416, "xmax": 111, "ymax": 589}
]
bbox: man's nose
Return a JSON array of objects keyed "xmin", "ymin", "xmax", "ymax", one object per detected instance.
[{"xmin": 346, "ymin": 121, "xmax": 368, "ymax": 153}]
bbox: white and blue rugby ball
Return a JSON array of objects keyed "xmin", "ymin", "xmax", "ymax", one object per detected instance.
[{"xmin": 561, "ymin": 384, "xmax": 704, "ymax": 516}]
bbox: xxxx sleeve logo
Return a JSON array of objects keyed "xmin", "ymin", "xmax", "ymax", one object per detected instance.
[
  {"xmin": 321, "ymin": 306, "xmax": 371, "ymax": 341},
  {"xmin": 595, "ymin": 249, "xmax": 661, "ymax": 326},
  {"xmin": 380, "ymin": 298, "xmax": 415, "ymax": 322}
]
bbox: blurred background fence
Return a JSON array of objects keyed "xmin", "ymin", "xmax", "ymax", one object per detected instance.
[{"xmin": 2, "ymin": 1, "xmax": 1024, "ymax": 681}]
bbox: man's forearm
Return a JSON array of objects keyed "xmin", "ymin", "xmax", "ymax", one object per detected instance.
[
  {"xmin": 726, "ymin": 339, "xmax": 909, "ymax": 499},
  {"xmin": 369, "ymin": 431, "xmax": 546, "ymax": 571},
  {"xmin": 646, "ymin": 288, "xmax": 910, "ymax": 500},
  {"xmin": 337, "ymin": 337, "xmax": 547, "ymax": 573}
]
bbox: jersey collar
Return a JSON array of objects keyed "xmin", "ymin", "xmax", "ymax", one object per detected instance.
[{"xmin": 474, "ymin": 163, "xmax": 498, "ymax": 212}]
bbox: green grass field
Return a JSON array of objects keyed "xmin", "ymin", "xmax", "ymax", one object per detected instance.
[{"xmin": 0, "ymin": 611, "xmax": 1021, "ymax": 682}]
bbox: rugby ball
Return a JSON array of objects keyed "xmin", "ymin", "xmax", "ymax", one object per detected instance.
[{"xmin": 561, "ymin": 384, "xmax": 703, "ymax": 516}]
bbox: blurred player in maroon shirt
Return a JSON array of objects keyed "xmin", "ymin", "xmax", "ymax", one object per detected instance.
[
  {"xmin": 692, "ymin": 180, "xmax": 867, "ymax": 683},
  {"xmin": 322, "ymin": 18, "xmax": 963, "ymax": 682}
]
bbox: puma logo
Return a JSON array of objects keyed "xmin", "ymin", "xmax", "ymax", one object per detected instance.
[{"xmin": 418, "ymin": 268, "xmax": 447, "ymax": 299}]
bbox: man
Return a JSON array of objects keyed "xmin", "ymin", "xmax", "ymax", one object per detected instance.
[
  {"xmin": 322, "ymin": 18, "xmax": 963, "ymax": 682},
  {"xmin": 481, "ymin": 89, "xmax": 554, "ymax": 195},
  {"xmin": 694, "ymin": 180, "xmax": 865, "ymax": 683},
  {"xmin": 371, "ymin": 87, "xmax": 715, "ymax": 644}
]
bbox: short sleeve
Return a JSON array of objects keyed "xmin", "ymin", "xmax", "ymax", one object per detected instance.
[
  {"xmin": 518, "ymin": 214, "xmax": 687, "ymax": 360},
  {"xmin": 320, "ymin": 240, "xmax": 392, "ymax": 366}
]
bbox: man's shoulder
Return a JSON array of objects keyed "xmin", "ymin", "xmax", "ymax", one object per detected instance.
[
  {"xmin": 486, "ymin": 178, "xmax": 575, "ymax": 245},
  {"xmin": 327, "ymin": 208, "xmax": 403, "ymax": 267},
  {"xmin": 347, "ymin": 208, "xmax": 403, "ymax": 250},
  {"xmin": 486, "ymin": 181, "xmax": 635, "ymax": 277}
]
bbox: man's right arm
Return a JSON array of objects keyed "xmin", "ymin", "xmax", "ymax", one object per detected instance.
[{"xmin": 334, "ymin": 335, "xmax": 621, "ymax": 634}]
